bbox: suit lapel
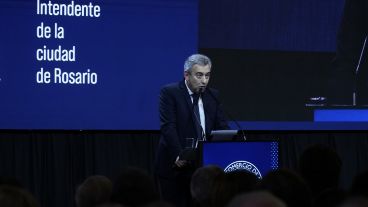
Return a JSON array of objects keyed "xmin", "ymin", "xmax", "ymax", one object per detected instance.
[{"xmin": 179, "ymin": 80, "xmax": 193, "ymax": 112}]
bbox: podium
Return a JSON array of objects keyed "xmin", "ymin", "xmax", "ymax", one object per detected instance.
[{"xmin": 199, "ymin": 140, "xmax": 279, "ymax": 179}]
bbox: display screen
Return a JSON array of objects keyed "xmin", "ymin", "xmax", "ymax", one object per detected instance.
[
  {"xmin": 199, "ymin": 0, "xmax": 368, "ymax": 129},
  {"xmin": 2, "ymin": 0, "xmax": 366, "ymax": 130},
  {"xmin": 0, "ymin": 0, "xmax": 197, "ymax": 130}
]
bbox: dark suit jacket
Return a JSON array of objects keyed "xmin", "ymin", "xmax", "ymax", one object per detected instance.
[{"xmin": 155, "ymin": 80, "xmax": 229, "ymax": 178}]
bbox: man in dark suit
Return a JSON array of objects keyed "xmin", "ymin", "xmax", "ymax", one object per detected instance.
[{"xmin": 155, "ymin": 54, "xmax": 229, "ymax": 207}]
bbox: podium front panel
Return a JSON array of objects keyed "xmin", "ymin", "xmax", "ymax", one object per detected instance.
[{"xmin": 200, "ymin": 141, "xmax": 278, "ymax": 179}]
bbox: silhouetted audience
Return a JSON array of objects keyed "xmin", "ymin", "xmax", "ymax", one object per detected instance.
[
  {"xmin": 299, "ymin": 144, "xmax": 342, "ymax": 197},
  {"xmin": 350, "ymin": 170, "xmax": 368, "ymax": 198},
  {"xmin": 211, "ymin": 170, "xmax": 259, "ymax": 207},
  {"xmin": 0, "ymin": 186, "xmax": 39, "ymax": 207},
  {"xmin": 226, "ymin": 191, "xmax": 287, "ymax": 207},
  {"xmin": 96, "ymin": 203, "xmax": 125, "ymax": 207},
  {"xmin": 190, "ymin": 165, "xmax": 224, "ymax": 207},
  {"xmin": 259, "ymin": 168, "xmax": 312, "ymax": 207},
  {"xmin": 3, "ymin": 142, "xmax": 367, "ymax": 207},
  {"xmin": 142, "ymin": 201, "xmax": 176, "ymax": 207},
  {"xmin": 339, "ymin": 197, "xmax": 368, "ymax": 207},
  {"xmin": 314, "ymin": 188, "xmax": 347, "ymax": 207},
  {"xmin": 75, "ymin": 175, "xmax": 113, "ymax": 207},
  {"xmin": 111, "ymin": 167, "xmax": 159, "ymax": 207}
]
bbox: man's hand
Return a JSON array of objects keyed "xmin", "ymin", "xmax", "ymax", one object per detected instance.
[{"xmin": 174, "ymin": 156, "xmax": 188, "ymax": 168}]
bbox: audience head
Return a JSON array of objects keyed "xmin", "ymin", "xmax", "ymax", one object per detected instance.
[
  {"xmin": 190, "ymin": 165, "xmax": 224, "ymax": 207},
  {"xmin": 225, "ymin": 170, "xmax": 259, "ymax": 193},
  {"xmin": 75, "ymin": 175, "xmax": 113, "ymax": 207},
  {"xmin": 226, "ymin": 191, "xmax": 287, "ymax": 207},
  {"xmin": 142, "ymin": 201, "xmax": 175, "ymax": 207},
  {"xmin": 339, "ymin": 197, "xmax": 368, "ymax": 207},
  {"xmin": 111, "ymin": 167, "xmax": 158, "ymax": 207},
  {"xmin": 350, "ymin": 170, "xmax": 368, "ymax": 197},
  {"xmin": 96, "ymin": 203, "xmax": 125, "ymax": 207},
  {"xmin": 299, "ymin": 144, "xmax": 342, "ymax": 196},
  {"xmin": 314, "ymin": 188, "xmax": 347, "ymax": 207},
  {"xmin": 0, "ymin": 186, "xmax": 39, "ymax": 207},
  {"xmin": 259, "ymin": 168, "xmax": 312, "ymax": 207},
  {"xmin": 212, "ymin": 170, "xmax": 259, "ymax": 207}
]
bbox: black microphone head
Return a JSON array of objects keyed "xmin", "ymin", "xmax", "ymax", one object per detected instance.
[{"xmin": 198, "ymin": 87, "xmax": 205, "ymax": 94}]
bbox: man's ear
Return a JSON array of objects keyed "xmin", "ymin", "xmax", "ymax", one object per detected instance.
[{"xmin": 184, "ymin": 71, "xmax": 189, "ymax": 80}]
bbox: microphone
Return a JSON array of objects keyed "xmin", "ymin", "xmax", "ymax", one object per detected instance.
[{"xmin": 206, "ymin": 88, "xmax": 246, "ymax": 141}]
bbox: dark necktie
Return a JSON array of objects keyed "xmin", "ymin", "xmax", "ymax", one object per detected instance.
[{"xmin": 192, "ymin": 93, "xmax": 203, "ymax": 139}]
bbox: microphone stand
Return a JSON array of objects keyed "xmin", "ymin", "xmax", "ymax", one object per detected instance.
[
  {"xmin": 353, "ymin": 35, "xmax": 368, "ymax": 106},
  {"xmin": 206, "ymin": 89, "xmax": 246, "ymax": 141}
]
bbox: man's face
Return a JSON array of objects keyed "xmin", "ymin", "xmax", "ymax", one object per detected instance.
[{"xmin": 184, "ymin": 64, "xmax": 211, "ymax": 93}]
